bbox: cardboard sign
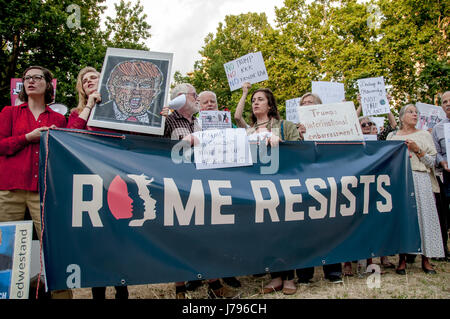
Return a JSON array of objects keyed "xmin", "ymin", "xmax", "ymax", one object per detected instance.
[
  {"xmin": 357, "ymin": 77, "xmax": 389, "ymax": 116},
  {"xmin": 224, "ymin": 52, "xmax": 268, "ymax": 91},
  {"xmin": 10, "ymin": 78, "xmax": 57, "ymax": 106},
  {"xmin": 0, "ymin": 221, "xmax": 33, "ymax": 299},
  {"xmin": 370, "ymin": 116, "xmax": 386, "ymax": 133},
  {"xmin": 415, "ymin": 102, "xmax": 445, "ymax": 131},
  {"xmin": 311, "ymin": 81, "xmax": 345, "ymax": 104},
  {"xmin": 199, "ymin": 111, "xmax": 232, "ymax": 130},
  {"xmin": 297, "ymin": 102, "xmax": 364, "ymax": 141},
  {"xmin": 285, "ymin": 97, "xmax": 301, "ymax": 124}
]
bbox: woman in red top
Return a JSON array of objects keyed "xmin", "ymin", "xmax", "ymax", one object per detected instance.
[{"xmin": 0, "ymin": 66, "xmax": 66, "ymax": 237}]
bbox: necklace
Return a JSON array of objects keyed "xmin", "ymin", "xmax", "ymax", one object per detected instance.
[{"xmin": 255, "ymin": 119, "xmax": 270, "ymax": 127}]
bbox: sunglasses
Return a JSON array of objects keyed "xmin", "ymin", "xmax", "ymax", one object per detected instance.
[{"xmin": 361, "ymin": 122, "xmax": 374, "ymax": 128}]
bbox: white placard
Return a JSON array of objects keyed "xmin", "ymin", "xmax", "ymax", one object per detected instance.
[
  {"xmin": 311, "ymin": 81, "xmax": 345, "ymax": 104},
  {"xmin": 297, "ymin": 102, "xmax": 364, "ymax": 141},
  {"xmin": 363, "ymin": 134, "xmax": 378, "ymax": 141},
  {"xmin": 224, "ymin": 52, "xmax": 269, "ymax": 91},
  {"xmin": 445, "ymin": 123, "xmax": 450, "ymax": 164},
  {"xmin": 285, "ymin": 97, "xmax": 301, "ymax": 124},
  {"xmin": 199, "ymin": 111, "xmax": 232, "ymax": 130},
  {"xmin": 415, "ymin": 102, "xmax": 445, "ymax": 131},
  {"xmin": 193, "ymin": 128, "xmax": 253, "ymax": 169},
  {"xmin": 0, "ymin": 221, "xmax": 33, "ymax": 299},
  {"xmin": 357, "ymin": 76, "xmax": 389, "ymax": 116}
]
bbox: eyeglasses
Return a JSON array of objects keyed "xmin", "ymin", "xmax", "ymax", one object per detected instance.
[
  {"xmin": 24, "ymin": 75, "xmax": 45, "ymax": 82},
  {"xmin": 361, "ymin": 122, "xmax": 374, "ymax": 128}
]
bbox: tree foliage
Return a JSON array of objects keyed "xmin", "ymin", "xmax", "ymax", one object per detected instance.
[
  {"xmin": 178, "ymin": 0, "xmax": 449, "ymax": 123},
  {"xmin": 0, "ymin": 0, "xmax": 151, "ymax": 111}
]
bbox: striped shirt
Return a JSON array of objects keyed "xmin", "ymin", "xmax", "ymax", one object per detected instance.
[{"xmin": 163, "ymin": 110, "xmax": 201, "ymax": 140}]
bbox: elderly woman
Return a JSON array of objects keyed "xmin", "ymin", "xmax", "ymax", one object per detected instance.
[
  {"xmin": 387, "ymin": 104, "xmax": 445, "ymax": 274},
  {"xmin": 237, "ymin": 88, "xmax": 300, "ymax": 294},
  {"xmin": 0, "ymin": 66, "xmax": 66, "ymax": 237}
]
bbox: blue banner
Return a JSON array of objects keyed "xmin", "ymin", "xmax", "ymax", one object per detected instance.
[{"xmin": 40, "ymin": 129, "xmax": 421, "ymax": 290}]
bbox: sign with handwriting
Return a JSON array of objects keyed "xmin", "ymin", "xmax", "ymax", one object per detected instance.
[
  {"xmin": 297, "ymin": 102, "xmax": 364, "ymax": 141},
  {"xmin": 224, "ymin": 52, "xmax": 268, "ymax": 91},
  {"xmin": 285, "ymin": 97, "xmax": 301, "ymax": 124},
  {"xmin": 357, "ymin": 76, "xmax": 389, "ymax": 116},
  {"xmin": 193, "ymin": 128, "xmax": 253, "ymax": 169}
]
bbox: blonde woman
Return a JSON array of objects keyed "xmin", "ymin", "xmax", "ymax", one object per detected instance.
[{"xmin": 67, "ymin": 67, "xmax": 103, "ymax": 130}]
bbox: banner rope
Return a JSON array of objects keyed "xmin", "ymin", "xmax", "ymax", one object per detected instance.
[{"xmin": 36, "ymin": 127, "xmax": 125, "ymax": 299}]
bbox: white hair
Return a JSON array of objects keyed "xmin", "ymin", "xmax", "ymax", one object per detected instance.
[
  {"xmin": 198, "ymin": 91, "xmax": 217, "ymax": 100},
  {"xmin": 170, "ymin": 83, "xmax": 195, "ymax": 100}
]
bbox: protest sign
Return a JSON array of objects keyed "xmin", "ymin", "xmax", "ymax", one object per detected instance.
[
  {"xmin": 357, "ymin": 77, "xmax": 389, "ymax": 116},
  {"xmin": 415, "ymin": 102, "xmax": 445, "ymax": 130},
  {"xmin": 10, "ymin": 78, "xmax": 57, "ymax": 106},
  {"xmin": 224, "ymin": 52, "xmax": 268, "ymax": 91},
  {"xmin": 0, "ymin": 221, "xmax": 33, "ymax": 299},
  {"xmin": 285, "ymin": 97, "xmax": 301, "ymax": 124},
  {"xmin": 199, "ymin": 111, "xmax": 232, "ymax": 130},
  {"xmin": 297, "ymin": 102, "xmax": 364, "ymax": 141},
  {"xmin": 40, "ymin": 129, "xmax": 420, "ymax": 290},
  {"xmin": 193, "ymin": 128, "xmax": 252, "ymax": 169},
  {"xmin": 311, "ymin": 81, "xmax": 345, "ymax": 104}
]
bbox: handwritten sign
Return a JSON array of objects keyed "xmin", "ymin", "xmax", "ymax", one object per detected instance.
[
  {"xmin": 297, "ymin": 102, "xmax": 364, "ymax": 141},
  {"xmin": 199, "ymin": 111, "xmax": 232, "ymax": 130},
  {"xmin": 10, "ymin": 78, "xmax": 57, "ymax": 106},
  {"xmin": 224, "ymin": 52, "xmax": 269, "ymax": 91},
  {"xmin": 357, "ymin": 77, "xmax": 389, "ymax": 116},
  {"xmin": 311, "ymin": 81, "xmax": 345, "ymax": 104},
  {"xmin": 415, "ymin": 102, "xmax": 445, "ymax": 131},
  {"xmin": 193, "ymin": 128, "xmax": 253, "ymax": 169},
  {"xmin": 285, "ymin": 97, "xmax": 301, "ymax": 124}
]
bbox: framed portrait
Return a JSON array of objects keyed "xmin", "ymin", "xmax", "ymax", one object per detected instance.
[{"xmin": 87, "ymin": 48, "xmax": 173, "ymax": 135}]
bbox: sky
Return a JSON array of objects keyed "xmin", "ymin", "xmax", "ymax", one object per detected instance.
[{"xmin": 104, "ymin": 0, "xmax": 285, "ymax": 82}]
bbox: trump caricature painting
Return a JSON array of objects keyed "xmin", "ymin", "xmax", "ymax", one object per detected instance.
[{"xmin": 88, "ymin": 48, "xmax": 173, "ymax": 135}]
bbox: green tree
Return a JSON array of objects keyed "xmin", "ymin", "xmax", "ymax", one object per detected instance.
[
  {"xmin": 0, "ymin": 0, "xmax": 152, "ymax": 111},
  {"xmin": 377, "ymin": 0, "xmax": 449, "ymax": 105},
  {"xmin": 104, "ymin": 0, "xmax": 151, "ymax": 50}
]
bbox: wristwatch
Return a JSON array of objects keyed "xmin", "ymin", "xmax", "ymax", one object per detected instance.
[{"xmin": 415, "ymin": 149, "xmax": 422, "ymax": 156}]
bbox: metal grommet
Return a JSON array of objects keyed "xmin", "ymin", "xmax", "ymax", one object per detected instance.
[
  {"xmin": 411, "ymin": 193, "xmax": 414, "ymax": 197},
  {"xmin": 322, "ymin": 259, "xmax": 326, "ymax": 265},
  {"xmin": 371, "ymin": 253, "xmax": 375, "ymax": 257},
  {"xmin": 265, "ymin": 267, "xmax": 269, "ymax": 272},
  {"xmin": 197, "ymin": 274, "xmax": 202, "ymax": 279},
  {"xmin": 121, "ymin": 279, "xmax": 126, "ymax": 285}
]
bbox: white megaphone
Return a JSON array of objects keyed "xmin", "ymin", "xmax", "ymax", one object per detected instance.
[
  {"xmin": 49, "ymin": 103, "xmax": 68, "ymax": 116},
  {"xmin": 168, "ymin": 94, "xmax": 186, "ymax": 110}
]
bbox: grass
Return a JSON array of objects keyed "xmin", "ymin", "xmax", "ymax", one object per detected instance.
[{"xmin": 71, "ymin": 256, "xmax": 450, "ymax": 299}]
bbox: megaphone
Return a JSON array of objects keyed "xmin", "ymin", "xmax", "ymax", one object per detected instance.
[
  {"xmin": 168, "ymin": 94, "xmax": 186, "ymax": 110},
  {"xmin": 49, "ymin": 103, "xmax": 68, "ymax": 116}
]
